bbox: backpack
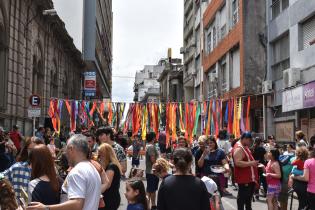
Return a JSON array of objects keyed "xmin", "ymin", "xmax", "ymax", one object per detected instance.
[{"xmin": 279, "ymin": 154, "xmax": 294, "ymax": 166}]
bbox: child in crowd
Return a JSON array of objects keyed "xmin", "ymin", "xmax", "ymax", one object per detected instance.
[
  {"xmin": 47, "ymin": 137, "xmax": 56, "ymax": 158},
  {"xmin": 132, "ymin": 135, "xmax": 142, "ymax": 168},
  {"xmin": 265, "ymin": 149, "xmax": 282, "ymax": 210},
  {"xmin": 291, "ymin": 146, "xmax": 309, "ymax": 176},
  {"xmin": 152, "ymin": 158, "xmax": 171, "ymax": 180},
  {"xmin": 125, "ymin": 180, "xmax": 148, "ymax": 210}
]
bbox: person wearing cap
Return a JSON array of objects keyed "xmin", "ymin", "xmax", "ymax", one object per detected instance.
[
  {"xmin": 232, "ymin": 132, "xmax": 259, "ymax": 210},
  {"xmin": 9, "ymin": 125, "xmax": 22, "ymax": 153}
]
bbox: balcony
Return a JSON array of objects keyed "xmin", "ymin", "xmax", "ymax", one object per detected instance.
[
  {"xmin": 184, "ymin": 0, "xmax": 193, "ymax": 16},
  {"xmin": 184, "ymin": 16, "xmax": 194, "ymax": 39},
  {"xmin": 184, "ymin": 43, "xmax": 195, "ymax": 64},
  {"xmin": 221, "ymin": 81, "xmax": 228, "ymax": 94}
]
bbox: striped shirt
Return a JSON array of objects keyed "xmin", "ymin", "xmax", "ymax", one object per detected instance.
[{"xmin": 1, "ymin": 162, "xmax": 31, "ymax": 199}]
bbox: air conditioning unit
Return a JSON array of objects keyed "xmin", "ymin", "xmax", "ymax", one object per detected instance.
[
  {"xmin": 262, "ymin": 80, "xmax": 272, "ymax": 93},
  {"xmin": 283, "ymin": 68, "xmax": 301, "ymax": 88}
]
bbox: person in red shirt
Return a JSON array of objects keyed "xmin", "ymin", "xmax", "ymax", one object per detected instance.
[
  {"xmin": 233, "ymin": 132, "xmax": 259, "ymax": 210},
  {"xmin": 291, "ymin": 146, "xmax": 309, "ymax": 176},
  {"xmin": 9, "ymin": 125, "xmax": 22, "ymax": 153}
]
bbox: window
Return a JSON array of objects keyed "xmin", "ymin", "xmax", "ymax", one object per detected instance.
[
  {"xmin": 0, "ymin": 8, "xmax": 7, "ymax": 109},
  {"xmin": 282, "ymin": 0, "xmax": 289, "ymax": 10},
  {"xmin": 272, "ymin": 34, "xmax": 290, "ymax": 80},
  {"xmin": 232, "ymin": 0, "xmax": 239, "ymax": 26},
  {"xmin": 207, "ymin": 31, "xmax": 212, "ymax": 54},
  {"xmin": 219, "ymin": 5, "xmax": 227, "ymax": 40},
  {"xmin": 231, "ymin": 48, "xmax": 240, "ymax": 88},
  {"xmin": 50, "ymin": 60, "xmax": 58, "ymax": 97},
  {"xmin": 271, "ymin": 0, "xmax": 280, "ymax": 19},
  {"xmin": 220, "ymin": 60, "xmax": 228, "ymax": 94},
  {"xmin": 221, "ymin": 24, "xmax": 227, "ymax": 39},
  {"xmin": 32, "ymin": 43, "xmax": 44, "ymax": 97},
  {"xmin": 271, "ymin": 0, "xmax": 289, "ymax": 20},
  {"xmin": 302, "ymin": 15, "xmax": 315, "ymax": 50},
  {"xmin": 62, "ymin": 69, "xmax": 69, "ymax": 97},
  {"xmin": 213, "ymin": 27, "xmax": 217, "ymax": 48}
]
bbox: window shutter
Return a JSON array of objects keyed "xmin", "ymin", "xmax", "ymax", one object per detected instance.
[{"xmin": 303, "ymin": 15, "xmax": 315, "ymax": 50}]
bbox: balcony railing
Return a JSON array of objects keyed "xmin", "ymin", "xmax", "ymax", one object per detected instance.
[
  {"xmin": 208, "ymin": 89, "xmax": 217, "ymax": 99},
  {"xmin": 184, "ymin": 17, "xmax": 194, "ymax": 39},
  {"xmin": 221, "ymin": 81, "xmax": 228, "ymax": 94}
]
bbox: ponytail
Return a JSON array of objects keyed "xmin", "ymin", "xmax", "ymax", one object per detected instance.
[{"xmin": 173, "ymin": 148, "xmax": 193, "ymax": 174}]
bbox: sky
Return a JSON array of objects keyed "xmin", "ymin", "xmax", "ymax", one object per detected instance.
[{"xmin": 53, "ymin": 0, "xmax": 183, "ymax": 102}]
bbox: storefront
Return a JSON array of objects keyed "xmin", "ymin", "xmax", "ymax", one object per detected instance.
[{"xmin": 278, "ymin": 81, "xmax": 315, "ymax": 142}]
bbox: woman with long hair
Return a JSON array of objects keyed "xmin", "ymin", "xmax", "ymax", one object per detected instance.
[
  {"xmin": 295, "ymin": 130, "xmax": 308, "ymax": 147},
  {"xmin": 252, "ymin": 137, "xmax": 267, "ymax": 199},
  {"xmin": 265, "ymin": 148, "xmax": 282, "ymax": 210},
  {"xmin": 28, "ymin": 144, "xmax": 60, "ymax": 204},
  {"xmin": 125, "ymin": 180, "xmax": 148, "ymax": 210},
  {"xmin": 98, "ymin": 143, "xmax": 122, "ymax": 210},
  {"xmin": 198, "ymin": 136, "xmax": 230, "ymax": 196},
  {"xmin": 157, "ymin": 148, "xmax": 209, "ymax": 210}
]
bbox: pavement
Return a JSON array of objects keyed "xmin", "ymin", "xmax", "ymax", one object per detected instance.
[{"xmin": 118, "ymin": 158, "xmax": 299, "ymax": 210}]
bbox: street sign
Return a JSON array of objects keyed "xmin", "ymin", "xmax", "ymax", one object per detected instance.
[
  {"xmin": 83, "ymin": 71, "xmax": 97, "ymax": 97},
  {"xmin": 28, "ymin": 107, "xmax": 41, "ymax": 118},
  {"xmin": 29, "ymin": 95, "xmax": 41, "ymax": 107}
]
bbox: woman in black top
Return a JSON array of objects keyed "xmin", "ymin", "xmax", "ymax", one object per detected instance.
[
  {"xmin": 28, "ymin": 145, "xmax": 60, "ymax": 205},
  {"xmin": 98, "ymin": 143, "xmax": 122, "ymax": 210},
  {"xmin": 252, "ymin": 137, "xmax": 267, "ymax": 199},
  {"xmin": 158, "ymin": 148, "xmax": 210, "ymax": 210}
]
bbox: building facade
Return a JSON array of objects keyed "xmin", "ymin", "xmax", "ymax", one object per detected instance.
[
  {"xmin": 183, "ymin": 0, "xmax": 210, "ymax": 102},
  {"xmin": 83, "ymin": 0, "xmax": 112, "ymax": 99},
  {"xmin": 133, "ymin": 64, "xmax": 164, "ymax": 103},
  {"xmin": 202, "ymin": 0, "xmax": 266, "ymax": 135},
  {"xmin": 0, "ymin": 0, "xmax": 85, "ymax": 135},
  {"xmin": 158, "ymin": 58, "xmax": 183, "ymax": 103},
  {"xmin": 183, "ymin": 0, "xmax": 196, "ymax": 102},
  {"xmin": 265, "ymin": 0, "xmax": 315, "ymax": 141}
]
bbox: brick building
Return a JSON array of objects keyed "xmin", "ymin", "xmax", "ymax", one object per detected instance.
[
  {"xmin": 202, "ymin": 0, "xmax": 266, "ymax": 135},
  {"xmin": 0, "ymin": 0, "xmax": 85, "ymax": 135}
]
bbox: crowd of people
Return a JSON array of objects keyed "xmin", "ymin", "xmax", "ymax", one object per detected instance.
[{"xmin": 0, "ymin": 124, "xmax": 315, "ymax": 210}]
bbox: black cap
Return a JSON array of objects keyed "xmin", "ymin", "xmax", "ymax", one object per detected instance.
[{"xmin": 13, "ymin": 125, "xmax": 19, "ymax": 130}]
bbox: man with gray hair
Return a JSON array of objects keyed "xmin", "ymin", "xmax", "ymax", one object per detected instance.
[{"xmin": 27, "ymin": 134, "xmax": 101, "ymax": 210}]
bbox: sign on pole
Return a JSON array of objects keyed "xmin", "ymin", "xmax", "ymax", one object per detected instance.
[
  {"xmin": 29, "ymin": 95, "xmax": 41, "ymax": 107},
  {"xmin": 83, "ymin": 71, "xmax": 97, "ymax": 97},
  {"xmin": 28, "ymin": 107, "xmax": 41, "ymax": 118}
]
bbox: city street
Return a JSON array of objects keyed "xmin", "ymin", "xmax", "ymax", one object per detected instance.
[
  {"xmin": 0, "ymin": 0, "xmax": 314, "ymax": 210},
  {"xmin": 119, "ymin": 158, "xmax": 299, "ymax": 210}
]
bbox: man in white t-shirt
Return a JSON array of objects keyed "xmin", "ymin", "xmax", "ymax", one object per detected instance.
[{"xmin": 27, "ymin": 134, "xmax": 101, "ymax": 210}]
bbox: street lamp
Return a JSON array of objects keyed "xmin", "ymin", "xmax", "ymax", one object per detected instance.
[{"xmin": 24, "ymin": 9, "xmax": 57, "ymax": 37}]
